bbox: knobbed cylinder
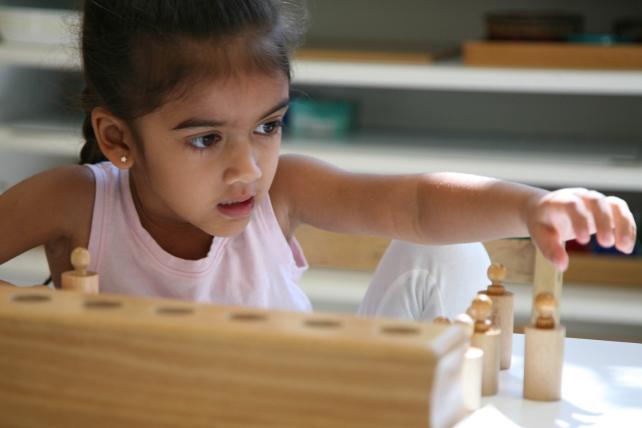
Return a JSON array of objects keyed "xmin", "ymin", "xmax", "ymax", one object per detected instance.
[
  {"xmin": 481, "ymin": 263, "xmax": 514, "ymax": 370},
  {"xmin": 524, "ymin": 292, "xmax": 565, "ymax": 401},
  {"xmin": 468, "ymin": 294, "xmax": 500, "ymax": 396}
]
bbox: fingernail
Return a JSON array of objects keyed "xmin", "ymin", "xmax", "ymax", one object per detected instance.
[{"xmin": 622, "ymin": 236, "xmax": 635, "ymax": 253}]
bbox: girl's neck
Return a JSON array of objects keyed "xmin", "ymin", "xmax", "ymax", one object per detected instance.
[{"xmin": 129, "ymin": 172, "xmax": 213, "ymax": 260}]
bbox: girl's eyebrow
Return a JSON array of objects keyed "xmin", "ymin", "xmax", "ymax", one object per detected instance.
[{"xmin": 172, "ymin": 98, "xmax": 290, "ymax": 130}]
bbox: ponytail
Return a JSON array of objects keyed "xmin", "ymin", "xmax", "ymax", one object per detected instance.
[{"xmin": 79, "ymin": 111, "xmax": 107, "ymax": 165}]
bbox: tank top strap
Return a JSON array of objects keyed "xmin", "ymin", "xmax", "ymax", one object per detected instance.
[
  {"xmin": 84, "ymin": 162, "xmax": 116, "ymax": 273},
  {"xmin": 253, "ymin": 194, "xmax": 308, "ymax": 273}
]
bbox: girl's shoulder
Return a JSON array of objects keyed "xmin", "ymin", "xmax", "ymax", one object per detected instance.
[
  {"xmin": 41, "ymin": 164, "xmax": 96, "ymax": 241},
  {"xmin": 270, "ymin": 154, "xmax": 339, "ymax": 239},
  {"xmin": 270, "ymin": 154, "xmax": 310, "ymax": 239},
  {"xmin": 28, "ymin": 164, "xmax": 96, "ymax": 216},
  {"xmin": 0, "ymin": 164, "xmax": 95, "ymax": 263}
]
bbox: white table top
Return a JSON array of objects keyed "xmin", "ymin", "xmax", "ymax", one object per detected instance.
[{"xmin": 479, "ymin": 334, "xmax": 642, "ymax": 428}]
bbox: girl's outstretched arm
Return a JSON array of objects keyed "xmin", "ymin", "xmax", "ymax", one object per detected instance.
[{"xmin": 272, "ymin": 154, "xmax": 636, "ymax": 271}]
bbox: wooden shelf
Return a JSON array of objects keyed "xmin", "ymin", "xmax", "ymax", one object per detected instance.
[
  {"xmin": 292, "ymin": 59, "xmax": 642, "ymax": 96},
  {"xmin": 1, "ymin": 41, "xmax": 642, "ymax": 95},
  {"xmin": 565, "ymin": 253, "xmax": 642, "ymax": 288},
  {"xmin": 464, "ymin": 41, "xmax": 642, "ymax": 71}
]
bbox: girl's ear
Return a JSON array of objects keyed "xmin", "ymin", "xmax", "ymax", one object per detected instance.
[{"xmin": 91, "ymin": 107, "xmax": 136, "ymax": 169}]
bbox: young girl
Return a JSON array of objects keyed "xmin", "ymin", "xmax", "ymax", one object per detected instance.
[{"xmin": 0, "ymin": 1, "xmax": 636, "ymax": 317}]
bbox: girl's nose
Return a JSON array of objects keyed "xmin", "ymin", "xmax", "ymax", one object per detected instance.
[{"xmin": 222, "ymin": 139, "xmax": 262, "ymax": 185}]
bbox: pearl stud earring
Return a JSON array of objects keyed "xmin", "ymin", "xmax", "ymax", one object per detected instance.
[{"xmin": 120, "ymin": 155, "xmax": 127, "ymax": 164}]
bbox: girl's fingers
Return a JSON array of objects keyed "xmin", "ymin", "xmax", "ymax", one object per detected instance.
[
  {"xmin": 534, "ymin": 225, "xmax": 569, "ymax": 271},
  {"xmin": 583, "ymin": 191, "xmax": 614, "ymax": 248},
  {"xmin": 530, "ymin": 188, "xmax": 637, "ymax": 267},
  {"xmin": 607, "ymin": 196, "xmax": 637, "ymax": 254},
  {"xmin": 562, "ymin": 198, "xmax": 592, "ymax": 245}
]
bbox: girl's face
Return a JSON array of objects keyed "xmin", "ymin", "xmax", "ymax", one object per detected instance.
[{"xmin": 129, "ymin": 71, "xmax": 289, "ymax": 238}]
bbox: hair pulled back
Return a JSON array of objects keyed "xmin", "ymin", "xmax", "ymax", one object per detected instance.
[{"xmin": 79, "ymin": 0, "xmax": 305, "ymax": 164}]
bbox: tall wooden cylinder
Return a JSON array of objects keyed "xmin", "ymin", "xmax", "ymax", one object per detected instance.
[
  {"xmin": 523, "ymin": 325, "xmax": 565, "ymax": 401},
  {"xmin": 482, "ymin": 263, "xmax": 514, "ymax": 370},
  {"xmin": 471, "ymin": 328, "xmax": 500, "ymax": 396},
  {"xmin": 488, "ymin": 292, "xmax": 513, "ymax": 370}
]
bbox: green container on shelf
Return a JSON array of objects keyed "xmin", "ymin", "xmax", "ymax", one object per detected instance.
[{"xmin": 287, "ymin": 98, "xmax": 355, "ymax": 139}]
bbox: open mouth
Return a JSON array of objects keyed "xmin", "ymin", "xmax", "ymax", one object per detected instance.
[{"xmin": 217, "ymin": 196, "xmax": 255, "ymax": 218}]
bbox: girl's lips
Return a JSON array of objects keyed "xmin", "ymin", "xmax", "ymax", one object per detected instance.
[{"xmin": 217, "ymin": 196, "xmax": 255, "ymax": 218}]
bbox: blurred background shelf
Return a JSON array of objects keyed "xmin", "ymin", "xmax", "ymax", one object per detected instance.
[
  {"xmin": 2, "ymin": 41, "xmax": 642, "ymax": 96},
  {"xmin": 292, "ymin": 59, "xmax": 642, "ymax": 95},
  {"xmin": 565, "ymin": 254, "xmax": 642, "ymax": 288},
  {"xmin": 0, "ymin": 41, "xmax": 78, "ymax": 69},
  {"xmin": 463, "ymin": 41, "xmax": 642, "ymax": 71},
  {"xmin": 282, "ymin": 134, "xmax": 642, "ymax": 191},
  {"xmin": 0, "ymin": 123, "xmax": 81, "ymax": 156}
]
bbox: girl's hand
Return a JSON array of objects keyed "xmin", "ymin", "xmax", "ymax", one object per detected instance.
[{"xmin": 524, "ymin": 188, "xmax": 637, "ymax": 271}]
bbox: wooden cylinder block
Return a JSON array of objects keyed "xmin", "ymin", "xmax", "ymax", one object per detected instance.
[
  {"xmin": 461, "ymin": 346, "xmax": 483, "ymax": 412},
  {"xmin": 60, "ymin": 247, "xmax": 99, "ymax": 294},
  {"xmin": 471, "ymin": 328, "xmax": 500, "ymax": 396},
  {"xmin": 482, "ymin": 263, "xmax": 513, "ymax": 370},
  {"xmin": 488, "ymin": 292, "xmax": 513, "ymax": 370},
  {"xmin": 60, "ymin": 271, "xmax": 99, "ymax": 294},
  {"xmin": 523, "ymin": 325, "xmax": 565, "ymax": 401},
  {"xmin": 0, "ymin": 287, "xmax": 469, "ymax": 428}
]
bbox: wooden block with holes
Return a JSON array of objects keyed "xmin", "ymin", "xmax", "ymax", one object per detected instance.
[{"xmin": 0, "ymin": 286, "xmax": 468, "ymax": 428}]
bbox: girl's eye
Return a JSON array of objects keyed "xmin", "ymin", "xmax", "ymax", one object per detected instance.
[
  {"xmin": 188, "ymin": 133, "xmax": 221, "ymax": 150},
  {"xmin": 255, "ymin": 120, "xmax": 284, "ymax": 136}
]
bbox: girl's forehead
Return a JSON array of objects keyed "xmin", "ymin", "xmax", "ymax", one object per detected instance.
[{"xmin": 153, "ymin": 72, "xmax": 289, "ymax": 122}]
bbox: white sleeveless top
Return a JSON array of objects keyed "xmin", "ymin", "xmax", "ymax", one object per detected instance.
[{"xmin": 85, "ymin": 162, "xmax": 312, "ymax": 312}]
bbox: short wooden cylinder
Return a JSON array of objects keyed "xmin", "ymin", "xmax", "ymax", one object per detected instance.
[
  {"xmin": 61, "ymin": 272, "xmax": 99, "ymax": 294},
  {"xmin": 461, "ymin": 346, "xmax": 483, "ymax": 412},
  {"xmin": 489, "ymin": 292, "xmax": 513, "ymax": 370},
  {"xmin": 523, "ymin": 325, "xmax": 565, "ymax": 401},
  {"xmin": 471, "ymin": 328, "xmax": 500, "ymax": 396}
]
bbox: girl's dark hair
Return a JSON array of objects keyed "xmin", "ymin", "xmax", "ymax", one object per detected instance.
[{"xmin": 79, "ymin": 0, "xmax": 305, "ymax": 164}]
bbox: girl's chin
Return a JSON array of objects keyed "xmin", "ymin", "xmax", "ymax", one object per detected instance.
[{"xmin": 203, "ymin": 217, "xmax": 251, "ymax": 237}]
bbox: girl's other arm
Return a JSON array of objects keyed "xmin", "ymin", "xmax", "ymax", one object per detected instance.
[
  {"xmin": 272, "ymin": 154, "xmax": 636, "ymax": 271},
  {"xmin": 0, "ymin": 166, "xmax": 94, "ymax": 282}
]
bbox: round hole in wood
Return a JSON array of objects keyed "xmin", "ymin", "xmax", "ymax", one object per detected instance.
[
  {"xmin": 84, "ymin": 299, "xmax": 123, "ymax": 309},
  {"xmin": 304, "ymin": 319, "xmax": 342, "ymax": 329},
  {"xmin": 380, "ymin": 325, "xmax": 421, "ymax": 336},
  {"xmin": 228, "ymin": 312, "xmax": 267, "ymax": 322},
  {"xmin": 12, "ymin": 294, "xmax": 51, "ymax": 303},
  {"xmin": 156, "ymin": 306, "xmax": 195, "ymax": 316}
]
